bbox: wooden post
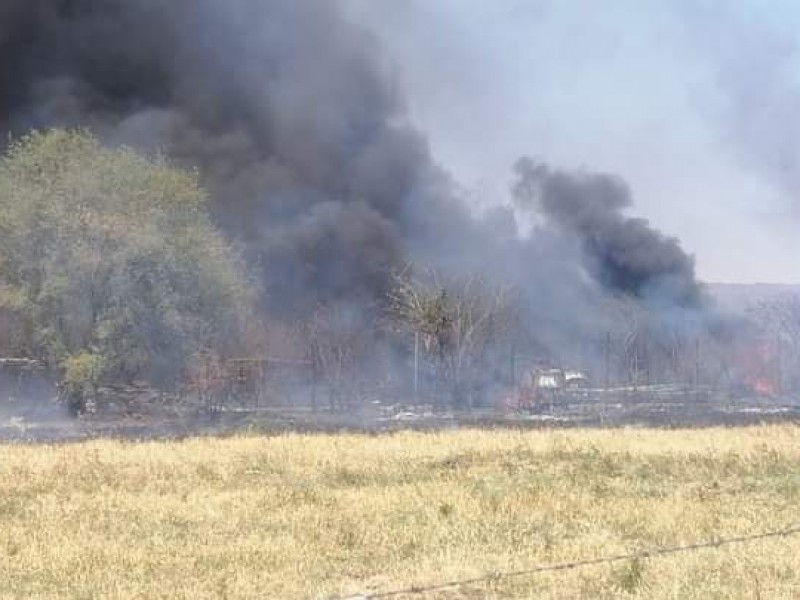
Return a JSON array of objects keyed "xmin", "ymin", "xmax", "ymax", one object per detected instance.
[
  {"xmin": 510, "ymin": 341, "xmax": 516, "ymax": 386},
  {"xmin": 604, "ymin": 332, "xmax": 611, "ymax": 393},
  {"xmin": 775, "ymin": 332, "xmax": 783, "ymax": 396},
  {"xmin": 311, "ymin": 356, "xmax": 318, "ymax": 413},
  {"xmin": 413, "ymin": 332, "xmax": 419, "ymax": 401}
]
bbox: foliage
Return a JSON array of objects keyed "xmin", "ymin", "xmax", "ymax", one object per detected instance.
[
  {"xmin": 61, "ymin": 352, "xmax": 105, "ymax": 390},
  {"xmin": 0, "ymin": 130, "xmax": 254, "ymax": 387}
]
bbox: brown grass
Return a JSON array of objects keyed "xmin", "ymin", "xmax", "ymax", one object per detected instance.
[{"xmin": 1, "ymin": 426, "xmax": 800, "ymax": 598}]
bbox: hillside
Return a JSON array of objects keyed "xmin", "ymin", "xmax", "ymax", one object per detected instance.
[{"xmin": 707, "ymin": 282, "xmax": 800, "ymax": 314}]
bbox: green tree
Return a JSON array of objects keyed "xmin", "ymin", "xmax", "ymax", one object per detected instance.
[{"xmin": 0, "ymin": 130, "xmax": 255, "ymax": 392}]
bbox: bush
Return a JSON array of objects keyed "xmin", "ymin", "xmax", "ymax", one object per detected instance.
[{"xmin": 0, "ymin": 130, "xmax": 255, "ymax": 389}]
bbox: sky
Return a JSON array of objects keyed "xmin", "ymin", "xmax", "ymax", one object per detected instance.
[{"xmin": 345, "ymin": 0, "xmax": 800, "ymax": 284}]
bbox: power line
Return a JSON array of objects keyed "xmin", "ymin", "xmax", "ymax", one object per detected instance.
[{"xmin": 332, "ymin": 521, "xmax": 800, "ymax": 599}]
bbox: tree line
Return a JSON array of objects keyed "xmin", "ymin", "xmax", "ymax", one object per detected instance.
[
  {"xmin": 0, "ymin": 130, "xmax": 796, "ymax": 413},
  {"xmin": 0, "ymin": 130, "xmax": 518, "ymax": 409}
]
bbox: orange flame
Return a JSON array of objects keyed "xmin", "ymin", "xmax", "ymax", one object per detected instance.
[
  {"xmin": 750, "ymin": 378, "xmax": 777, "ymax": 397},
  {"xmin": 737, "ymin": 339, "xmax": 779, "ymax": 397}
]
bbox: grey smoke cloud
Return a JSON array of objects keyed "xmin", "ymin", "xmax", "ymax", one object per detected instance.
[
  {"xmin": 0, "ymin": 0, "xmax": 717, "ymax": 369},
  {"xmin": 512, "ymin": 158, "xmax": 700, "ymax": 307},
  {"xmin": 0, "ymin": 0, "xmax": 440, "ymax": 313},
  {"xmin": 346, "ymin": 0, "xmax": 800, "ymax": 284},
  {"xmin": 672, "ymin": 1, "xmax": 800, "ymax": 210}
]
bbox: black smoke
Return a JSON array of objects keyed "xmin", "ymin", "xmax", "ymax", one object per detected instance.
[
  {"xmin": 0, "ymin": 0, "xmax": 712, "ymax": 369},
  {"xmin": 512, "ymin": 158, "xmax": 702, "ymax": 308},
  {"xmin": 0, "ymin": 0, "xmax": 457, "ymax": 314}
]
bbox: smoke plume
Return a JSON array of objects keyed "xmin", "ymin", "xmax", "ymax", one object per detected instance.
[
  {"xmin": 0, "ymin": 0, "xmax": 451, "ymax": 313},
  {"xmin": 512, "ymin": 158, "xmax": 701, "ymax": 308},
  {"xmin": 0, "ymin": 0, "xmax": 711, "ymax": 368}
]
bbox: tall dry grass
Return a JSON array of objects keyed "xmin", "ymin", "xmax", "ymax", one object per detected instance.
[{"xmin": 1, "ymin": 426, "xmax": 800, "ymax": 598}]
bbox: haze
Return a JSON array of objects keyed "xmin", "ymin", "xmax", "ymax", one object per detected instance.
[{"xmin": 347, "ymin": 0, "xmax": 800, "ymax": 284}]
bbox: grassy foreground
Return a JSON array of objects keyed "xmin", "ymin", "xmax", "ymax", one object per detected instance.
[{"xmin": 1, "ymin": 427, "xmax": 800, "ymax": 599}]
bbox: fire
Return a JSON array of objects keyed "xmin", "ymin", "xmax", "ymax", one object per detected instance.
[
  {"xmin": 735, "ymin": 339, "xmax": 779, "ymax": 397},
  {"xmin": 750, "ymin": 378, "xmax": 777, "ymax": 397}
]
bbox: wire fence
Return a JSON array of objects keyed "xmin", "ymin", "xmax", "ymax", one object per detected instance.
[{"xmin": 332, "ymin": 521, "xmax": 800, "ymax": 599}]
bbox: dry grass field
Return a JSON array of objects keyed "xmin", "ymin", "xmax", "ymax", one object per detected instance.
[{"xmin": 1, "ymin": 426, "xmax": 800, "ymax": 599}]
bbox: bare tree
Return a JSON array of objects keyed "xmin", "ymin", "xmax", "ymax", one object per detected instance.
[
  {"xmin": 299, "ymin": 305, "xmax": 370, "ymax": 412},
  {"xmin": 601, "ymin": 297, "xmax": 648, "ymax": 389},
  {"xmin": 388, "ymin": 266, "xmax": 516, "ymax": 408},
  {"xmin": 749, "ymin": 294, "xmax": 800, "ymax": 393}
]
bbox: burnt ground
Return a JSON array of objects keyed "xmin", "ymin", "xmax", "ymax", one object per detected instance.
[{"xmin": 1, "ymin": 387, "xmax": 800, "ymax": 443}]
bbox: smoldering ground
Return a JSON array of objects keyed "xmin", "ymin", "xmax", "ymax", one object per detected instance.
[{"xmin": 0, "ymin": 0, "xmax": 720, "ymax": 384}]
